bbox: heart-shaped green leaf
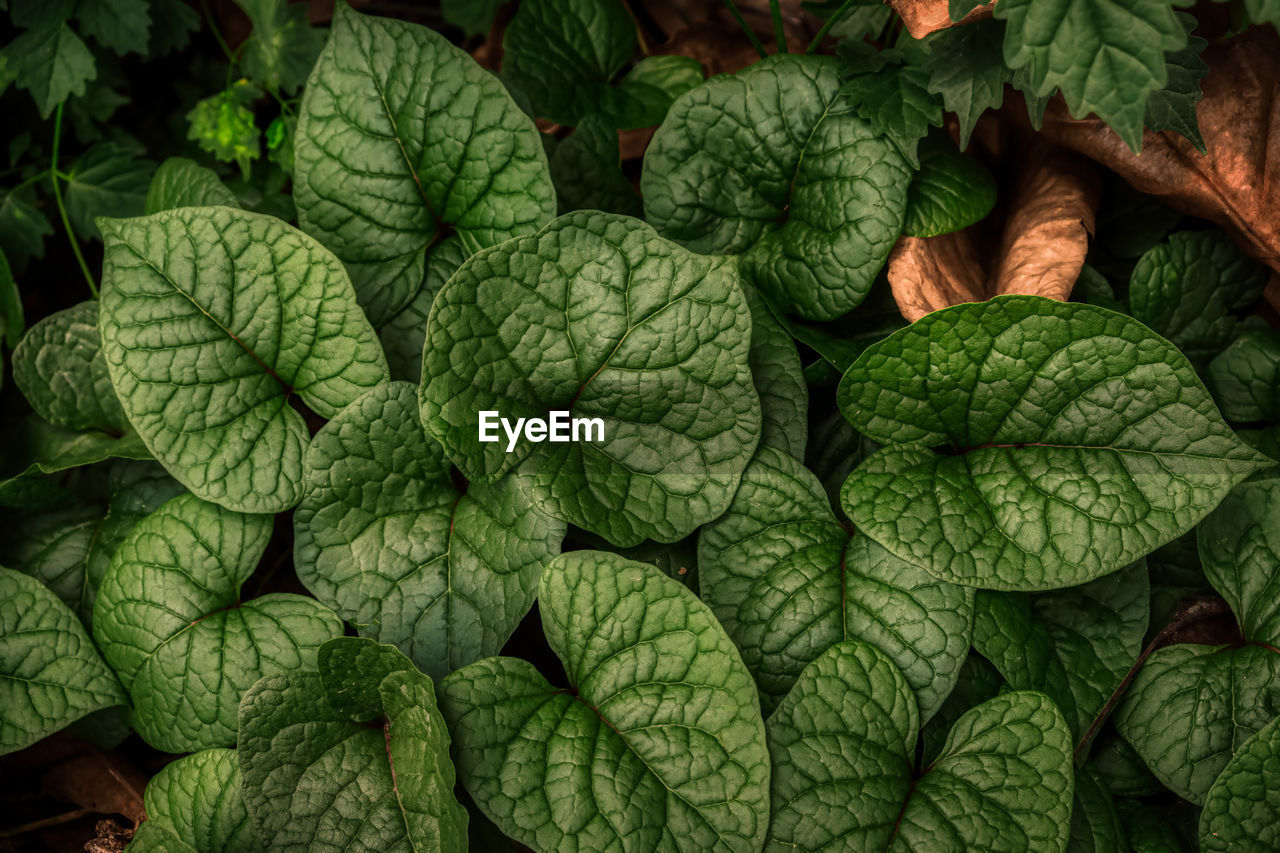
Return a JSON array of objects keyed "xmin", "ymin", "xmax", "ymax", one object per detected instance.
[
  {"xmin": 1199, "ymin": 711, "xmax": 1280, "ymax": 852},
  {"xmin": 642, "ymin": 54, "xmax": 911, "ymax": 320},
  {"xmin": 765, "ymin": 640, "xmax": 1075, "ymax": 851},
  {"xmin": 0, "ymin": 566, "xmax": 126, "ymax": 755},
  {"xmin": 293, "ymin": 0, "xmax": 555, "ymax": 326},
  {"xmin": 93, "ymin": 494, "xmax": 344, "ymax": 751},
  {"xmin": 13, "ymin": 301, "xmax": 126, "ymax": 434},
  {"xmin": 128, "ymin": 748, "xmax": 262, "ymax": 852},
  {"xmin": 295, "ymin": 382, "xmax": 564, "ymax": 680},
  {"xmin": 99, "ymin": 205, "xmax": 388, "ymax": 514},
  {"xmin": 438, "ymin": 551, "xmax": 771, "ymax": 852},
  {"xmin": 145, "ymin": 157, "xmax": 239, "ymax": 214},
  {"xmin": 839, "ymin": 295, "xmax": 1270, "ymax": 590},
  {"xmin": 699, "ymin": 445, "xmax": 973, "ymax": 720},
  {"xmin": 420, "ymin": 211, "xmax": 761, "ymax": 547},
  {"xmin": 239, "ymin": 638, "xmax": 468, "ymax": 852}
]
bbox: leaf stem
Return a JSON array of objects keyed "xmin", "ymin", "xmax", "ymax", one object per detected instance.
[
  {"xmin": 201, "ymin": 0, "xmax": 239, "ymax": 66},
  {"xmin": 769, "ymin": 0, "xmax": 789, "ymax": 53},
  {"xmin": 1073, "ymin": 596, "xmax": 1233, "ymax": 763},
  {"xmin": 722, "ymin": 0, "xmax": 768, "ymax": 58},
  {"xmin": 806, "ymin": 0, "xmax": 857, "ymax": 53},
  {"xmin": 50, "ymin": 102, "xmax": 97, "ymax": 299}
]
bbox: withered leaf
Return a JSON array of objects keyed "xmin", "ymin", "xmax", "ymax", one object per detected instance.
[
  {"xmin": 889, "ymin": 138, "xmax": 1100, "ymax": 320},
  {"xmin": 889, "ymin": 0, "xmax": 995, "ymax": 39}
]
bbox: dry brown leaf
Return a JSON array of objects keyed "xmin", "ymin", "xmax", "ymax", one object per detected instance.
[
  {"xmin": 40, "ymin": 746, "xmax": 147, "ymax": 826},
  {"xmin": 889, "ymin": 0, "xmax": 995, "ymax": 39},
  {"xmin": 888, "ymin": 138, "xmax": 1100, "ymax": 320},
  {"xmin": 1032, "ymin": 26, "xmax": 1280, "ymax": 275}
]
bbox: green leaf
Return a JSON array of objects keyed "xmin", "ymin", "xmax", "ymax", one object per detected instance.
[
  {"xmin": 295, "ymin": 382, "xmax": 564, "ymax": 679},
  {"xmin": 1129, "ymin": 230, "xmax": 1269, "ymax": 363},
  {"xmin": 4, "ymin": 22, "xmax": 97, "ymax": 118},
  {"xmin": 642, "ymin": 54, "xmax": 911, "ymax": 320},
  {"xmin": 920, "ymin": 651, "xmax": 1004, "ymax": 763},
  {"xmin": 1199, "ymin": 474, "xmax": 1280, "ymax": 641},
  {"xmin": 994, "ymin": 0, "xmax": 1186, "ymax": 152},
  {"xmin": 0, "ymin": 501, "xmax": 98, "ymax": 611},
  {"xmin": 233, "ymin": 0, "xmax": 327, "ymax": 95},
  {"xmin": 1144, "ymin": 13, "xmax": 1207, "ymax": 152},
  {"xmin": 185, "ymin": 81, "xmax": 262, "ymax": 180},
  {"xmin": 0, "ymin": 184, "xmax": 53, "ymax": 270},
  {"xmin": 12, "ymin": 301, "xmax": 126, "ymax": 433},
  {"xmin": 92, "ymin": 494, "xmax": 344, "ymax": 751},
  {"xmin": 99, "ymin": 205, "xmax": 388, "ymax": 514},
  {"xmin": 612, "ymin": 54, "xmax": 704, "ymax": 128},
  {"xmin": 441, "ymin": 0, "xmax": 506, "ymax": 38},
  {"xmin": 1115, "ymin": 643, "xmax": 1280, "ymax": 805},
  {"xmin": 1199, "ymin": 712, "xmax": 1280, "ymax": 852},
  {"xmin": 745, "ymin": 288, "xmax": 807, "ymax": 460},
  {"xmin": 1118, "ymin": 799, "xmax": 1191, "ymax": 852},
  {"xmin": 238, "ymin": 642, "xmax": 468, "ymax": 853},
  {"xmin": 128, "ymin": 749, "xmax": 262, "ymax": 852},
  {"xmin": 76, "ymin": 0, "xmax": 152, "ymax": 56},
  {"xmin": 0, "ymin": 417, "xmax": 151, "ymax": 489},
  {"xmin": 500, "ymin": 0, "xmax": 635, "ymax": 126},
  {"xmin": 62, "ymin": 140, "xmax": 156, "ymax": 240},
  {"xmin": 841, "ymin": 62, "xmax": 943, "ymax": 168},
  {"xmin": 1239, "ymin": 0, "xmax": 1280, "ymax": 26},
  {"xmin": 765, "ymin": 640, "xmax": 1075, "ymax": 852},
  {"xmin": 146, "ymin": 0, "xmax": 200, "ymax": 55},
  {"xmin": 838, "ymin": 295, "xmax": 1270, "ymax": 590},
  {"xmin": 294, "ymin": 0, "xmax": 555, "ymax": 326},
  {"xmin": 971, "ymin": 563, "xmax": 1148, "ymax": 739},
  {"xmin": 144, "ymin": 157, "xmax": 239, "ymax": 214},
  {"xmin": 1090, "ymin": 732, "xmax": 1164, "ymax": 798},
  {"xmin": 1069, "ymin": 766, "xmax": 1126, "ymax": 853},
  {"xmin": 699, "ymin": 445, "xmax": 973, "ymax": 719},
  {"xmin": 547, "ymin": 114, "xmax": 642, "ymax": 217},
  {"xmin": 903, "ymin": 134, "xmax": 997, "ymax": 237},
  {"xmin": 379, "ymin": 236, "xmax": 467, "ymax": 384},
  {"xmin": 1208, "ymin": 328, "xmax": 1280, "ymax": 424},
  {"xmin": 0, "ymin": 565, "xmax": 126, "ymax": 756},
  {"xmin": 420, "ymin": 211, "xmax": 760, "ymax": 547},
  {"xmin": 439, "ymin": 552, "xmax": 771, "ymax": 852}
]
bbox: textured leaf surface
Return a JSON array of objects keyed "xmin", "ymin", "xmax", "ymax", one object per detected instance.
[
  {"xmin": 439, "ymin": 552, "xmax": 771, "ymax": 852},
  {"xmin": 238, "ymin": 644, "xmax": 468, "ymax": 853},
  {"xmin": 295, "ymin": 382, "xmax": 563, "ymax": 679},
  {"xmin": 380, "ymin": 237, "xmax": 467, "ymax": 383},
  {"xmin": 546, "ymin": 114, "xmax": 641, "ymax": 217},
  {"xmin": 838, "ymin": 296, "xmax": 1269, "ymax": 590},
  {"xmin": 0, "ymin": 502, "xmax": 99, "ymax": 611},
  {"xmin": 0, "ymin": 566, "xmax": 125, "ymax": 756},
  {"xmin": 1198, "ymin": 474, "xmax": 1280, "ymax": 642},
  {"xmin": 5, "ymin": 22, "xmax": 97, "ymax": 117},
  {"xmin": 1208, "ymin": 328, "xmax": 1280, "ymax": 423},
  {"xmin": 767, "ymin": 642, "xmax": 1074, "ymax": 852},
  {"xmin": 643, "ymin": 54, "xmax": 910, "ymax": 320},
  {"xmin": 420, "ymin": 211, "xmax": 760, "ymax": 546},
  {"xmin": 93, "ymin": 494, "xmax": 343, "ymax": 751},
  {"xmin": 699, "ymin": 446, "xmax": 972, "ymax": 720},
  {"xmin": 234, "ymin": 0, "xmax": 326, "ymax": 95},
  {"xmin": 841, "ymin": 62, "xmax": 942, "ymax": 168},
  {"xmin": 1144, "ymin": 13, "xmax": 1208, "ymax": 152},
  {"xmin": 294, "ymin": 1, "xmax": 554, "ymax": 325},
  {"xmin": 144, "ymin": 157, "xmax": 239, "ymax": 214},
  {"xmin": 13, "ymin": 301, "xmax": 126, "ymax": 434},
  {"xmin": 903, "ymin": 135, "xmax": 996, "ymax": 238},
  {"xmin": 924, "ymin": 19, "xmax": 1008, "ymax": 149},
  {"xmin": 63, "ymin": 140, "xmax": 155, "ymax": 240},
  {"xmin": 1069, "ymin": 766, "xmax": 1125, "ymax": 853},
  {"xmin": 128, "ymin": 749, "xmax": 261, "ymax": 852},
  {"xmin": 745, "ymin": 289, "xmax": 807, "ymax": 460},
  {"xmin": 99, "ymin": 205, "xmax": 388, "ymax": 514},
  {"xmin": 1199, "ymin": 712, "xmax": 1280, "ymax": 852},
  {"xmin": 994, "ymin": 0, "xmax": 1185, "ymax": 151},
  {"xmin": 1129, "ymin": 230, "xmax": 1269, "ymax": 363}
]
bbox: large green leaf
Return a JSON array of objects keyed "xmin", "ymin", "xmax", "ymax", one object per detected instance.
[
  {"xmin": 994, "ymin": 0, "xmax": 1186, "ymax": 151},
  {"xmin": 293, "ymin": 0, "xmax": 555, "ymax": 326},
  {"xmin": 92, "ymin": 494, "xmax": 343, "ymax": 752},
  {"xmin": 128, "ymin": 748, "xmax": 262, "ymax": 852},
  {"xmin": 971, "ymin": 563, "xmax": 1148, "ymax": 739},
  {"xmin": 238, "ymin": 638, "xmax": 468, "ymax": 852},
  {"xmin": 0, "ymin": 566, "xmax": 125, "ymax": 756},
  {"xmin": 1129, "ymin": 230, "xmax": 1269, "ymax": 363},
  {"xmin": 419, "ymin": 211, "xmax": 760, "ymax": 547},
  {"xmin": 699, "ymin": 446, "xmax": 972, "ymax": 720},
  {"xmin": 1144, "ymin": 13, "xmax": 1207, "ymax": 152},
  {"xmin": 840, "ymin": 61, "xmax": 942, "ymax": 168},
  {"xmin": 63, "ymin": 140, "xmax": 155, "ymax": 240},
  {"xmin": 1199, "ymin": 712, "xmax": 1280, "ymax": 852},
  {"xmin": 144, "ymin": 157, "xmax": 239, "ymax": 214},
  {"xmin": 765, "ymin": 640, "xmax": 1074, "ymax": 852},
  {"xmin": 642, "ymin": 54, "xmax": 910, "ymax": 321},
  {"xmin": 1208, "ymin": 328, "xmax": 1280, "ymax": 424},
  {"xmin": 838, "ymin": 296, "xmax": 1269, "ymax": 590},
  {"xmin": 439, "ymin": 552, "xmax": 771, "ymax": 852},
  {"xmin": 295, "ymin": 382, "xmax": 563, "ymax": 679},
  {"xmin": 12, "ymin": 301, "xmax": 126, "ymax": 433},
  {"xmin": 0, "ymin": 501, "xmax": 99, "ymax": 611},
  {"xmin": 99, "ymin": 205, "xmax": 388, "ymax": 514}
]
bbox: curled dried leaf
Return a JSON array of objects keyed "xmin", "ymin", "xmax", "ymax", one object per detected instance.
[
  {"xmin": 889, "ymin": 138, "xmax": 1100, "ymax": 320},
  {"xmin": 1033, "ymin": 27, "xmax": 1280, "ymax": 276},
  {"xmin": 890, "ymin": 0, "xmax": 996, "ymax": 39}
]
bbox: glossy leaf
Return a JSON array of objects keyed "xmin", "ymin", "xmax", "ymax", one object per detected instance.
[
  {"xmin": 838, "ymin": 296, "xmax": 1270, "ymax": 590},
  {"xmin": 99, "ymin": 205, "xmax": 388, "ymax": 514}
]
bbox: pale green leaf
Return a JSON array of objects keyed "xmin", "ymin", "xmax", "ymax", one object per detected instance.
[{"xmin": 128, "ymin": 749, "xmax": 262, "ymax": 852}]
